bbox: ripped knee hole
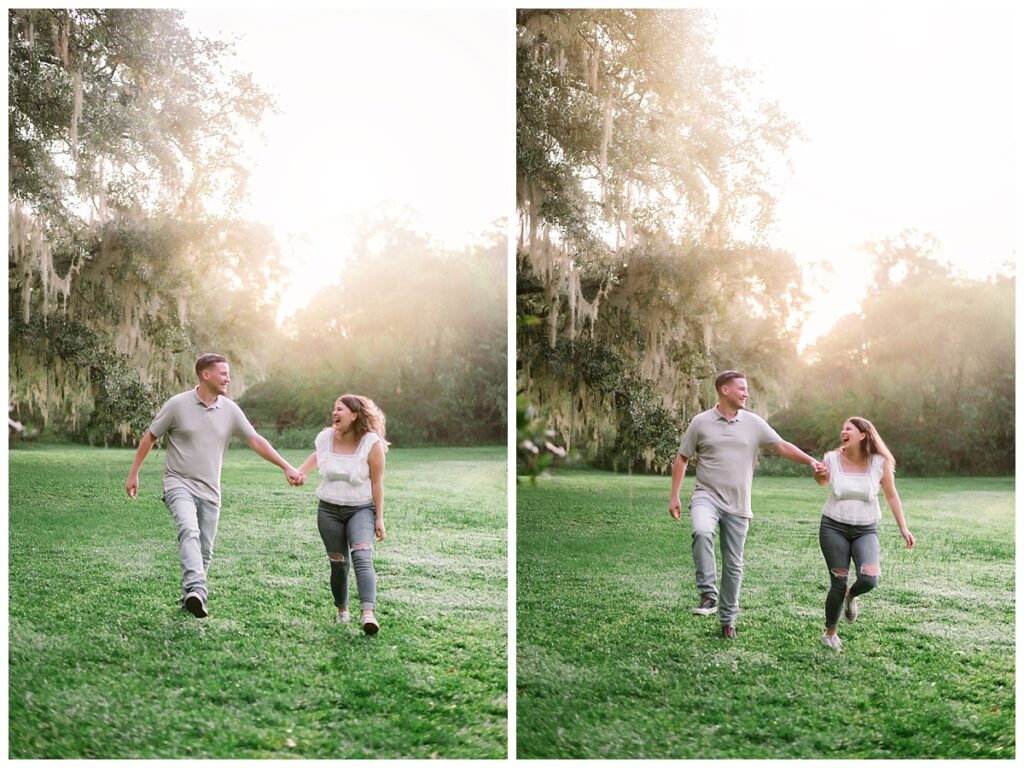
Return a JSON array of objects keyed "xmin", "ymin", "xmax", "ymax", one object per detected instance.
[
  {"xmin": 830, "ymin": 568, "xmax": 849, "ymax": 578},
  {"xmin": 351, "ymin": 542, "xmax": 372, "ymax": 552},
  {"xmin": 859, "ymin": 564, "xmax": 880, "ymax": 576},
  {"xmin": 328, "ymin": 552, "xmax": 345, "ymax": 562}
]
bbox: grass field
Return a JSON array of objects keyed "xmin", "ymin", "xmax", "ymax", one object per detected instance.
[
  {"xmin": 9, "ymin": 444, "xmax": 507, "ymax": 759},
  {"xmin": 516, "ymin": 469, "xmax": 1014, "ymax": 759}
]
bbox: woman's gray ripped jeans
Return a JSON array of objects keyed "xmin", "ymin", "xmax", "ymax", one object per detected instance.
[
  {"xmin": 316, "ymin": 500, "xmax": 377, "ymax": 611},
  {"xmin": 818, "ymin": 515, "xmax": 880, "ymax": 629}
]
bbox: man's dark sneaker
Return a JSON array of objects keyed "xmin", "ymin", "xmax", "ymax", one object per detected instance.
[
  {"xmin": 692, "ymin": 593, "xmax": 718, "ymax": 616},
  {"xmin": 184, "ymin": 592, "xmax": 208, "ymax": 619},
  {"xmin": 721, "ymin": 624, "xmax": 737, "ymax": 640}
]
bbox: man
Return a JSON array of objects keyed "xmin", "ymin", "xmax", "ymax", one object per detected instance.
[
  {"xmin": 125, "ymin": 353, "xmax": 304, "ymax": 618},
  {"xmin": 669, "ymin": 370, "xmax": 827, "ymax": 639}
]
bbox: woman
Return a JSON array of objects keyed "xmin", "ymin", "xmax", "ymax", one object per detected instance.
[
  {"xmin": 814, "ymin": 416, "xmax": 915, "ymax": 650},
  {"xmin": 297, "ymin": 394, "xmax": 388, "ymax": 634}
]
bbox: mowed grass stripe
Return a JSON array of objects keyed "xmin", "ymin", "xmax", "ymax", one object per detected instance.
[
  {"xmin": 516, "ymin": 470, "xmax": 1013, "ymax": 759},
  {"xmin": 9, "ymin": 445, "xmax": 507, "ymax": 759}
]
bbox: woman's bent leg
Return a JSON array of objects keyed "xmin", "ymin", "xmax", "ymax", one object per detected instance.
[{"xmin": 849, "ymin": 525, "xmax": 880, "ymax": 598}]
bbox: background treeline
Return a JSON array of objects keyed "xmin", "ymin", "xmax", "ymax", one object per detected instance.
[
  {"xmin": 767, "ymin": 233, "xmax": 1014, "ymax": 477},
  {"xmin": 8, "ymin": 9, "xmax": 505, "ymax": 448},
  {"xmin": 238, "ymin": 218, "xmax": 506, "ymax": 447},
  {"xmin": 516, "ymin": 9, "xmax": 1014, "ymax": 477}
]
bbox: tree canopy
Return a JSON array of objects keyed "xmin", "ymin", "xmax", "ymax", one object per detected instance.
[
  {"xmin": 517, "ymin": 9, "xmax": 805, "ymax": 470},
  {"xmin": 8, "ymin": 9, "xmax": 278, "ymax": 443},
  {"xmin": 9, "ymin": 10, "xmax": 507, "ymax": 449}
]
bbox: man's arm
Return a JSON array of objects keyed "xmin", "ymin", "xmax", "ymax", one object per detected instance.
[
  {"xmin": 247, "ymin": 434, "xmax": 303, "ymax": 485},
  {"xmin": 775, "ymin": 440, "xmax": 827, "ymax": 476},
  {"xmin": 126, "ymin": 430, "xmax": 158, "ymax": 498},
  {"xmin": 669, "ymin": 453, "xmax": 689, "ymax": 519}
]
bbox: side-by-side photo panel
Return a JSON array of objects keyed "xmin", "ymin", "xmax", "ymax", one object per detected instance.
[
  {"xmin": 8, "ymin": 8, "xmax": 508, "ymax": 759},
  {"xmin": 515, "ymin": 7, "xmax": 1014, "ymax": 759}
]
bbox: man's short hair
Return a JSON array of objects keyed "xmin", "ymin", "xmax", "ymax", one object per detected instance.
[
  {"xmin": 715, "ymin": 370, "xmax": 745, "ymax": 393},
  {"xmin": 195, "ymin": 353, "xmax": 228, "ymax": 378}
]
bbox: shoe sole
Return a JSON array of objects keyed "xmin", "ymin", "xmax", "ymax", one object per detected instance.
[
  {"xmin": 184, "ymin": 595, "xmax": 208, "ymax": 619},
  {"xmin": 363, "ymin": 621, "xmax": 379, "ymax": 635},
  {"xmin": 692, "ymin": 607, "xmax": 718, "ymax": 616}
]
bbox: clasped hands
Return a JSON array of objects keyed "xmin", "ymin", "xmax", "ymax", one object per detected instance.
[
  {"xmin": 811, "ymin": 459, "xmax": 829, "ymax": 481},
  {"xmin": 285, "ymin": 467, "xmax": 306, "ymax": 486}
]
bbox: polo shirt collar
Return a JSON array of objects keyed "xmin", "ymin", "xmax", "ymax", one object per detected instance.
[
  {"xmin": 192, "ymin": 387, "xmax": 223, "ymax": 410},
  {"xmin": 714, "ymin": 404, "xmax": 743, "ymax": 423}
]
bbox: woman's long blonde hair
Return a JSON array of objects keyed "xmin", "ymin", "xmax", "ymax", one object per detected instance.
[
  {"xmin": 845, "ymin": 416, "xmax": 895, "ymax": 471},
  {"xmin": 338, "ymin": 394, "xmax": 390, "ymax": 452}
]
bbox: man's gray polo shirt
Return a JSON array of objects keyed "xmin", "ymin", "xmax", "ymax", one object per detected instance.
[
  {"xmin": 148, "ymin": 388, "xmax": 257, "ymax": 505},
  {"xmin": 678, "ymin": 406, "xmax": 782, "ymax": 518}
]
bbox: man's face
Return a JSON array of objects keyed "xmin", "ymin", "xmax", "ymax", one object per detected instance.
[
  {"xmin": 202, "ymin": 362, "xmax": 231, "ymax": 395},
  {"xmin": 720, "ymin": 377, "xmax": 749, "ymax": 409}
]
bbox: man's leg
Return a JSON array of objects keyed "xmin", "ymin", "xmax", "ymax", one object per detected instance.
[
  {"xmin": 163, "ymin": 488, "xmax": 208, "ymax": 605},
  {"xmin": 194, "ymin": 497, "xmax": 221, "ymax": 583},
  {"xmin": 690, "ymin": 499, "xmax": 721, "ymax": 608},
  {"xmin": 717, "ymin": 512, "xmax": 751, "ymax": 628}
]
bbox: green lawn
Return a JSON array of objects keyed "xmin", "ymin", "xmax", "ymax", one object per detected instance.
[
  {"xmin": 9, "ymin": 444, "xmax": 507, "ymax": 759},
  {"xmin": 516, "ymin": 469, "xmax": 1014, "ymax": 759}
]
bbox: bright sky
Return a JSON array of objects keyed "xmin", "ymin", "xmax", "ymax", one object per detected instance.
[
  {"xmin": 183, "ymin": 8, "xmax": 508, "ymax": 323},
  {"xmin": 711, "ymin": 7, "xmax": 1017, "ymax": 348}
]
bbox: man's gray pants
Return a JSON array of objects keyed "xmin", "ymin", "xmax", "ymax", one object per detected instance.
[
  {"xmin": 163, "ymin": 487, "xmax": 220, "ymax": 601},
  {"xmin": 691, "ymin": 498, "xmax": 750, "ymax": 626}
]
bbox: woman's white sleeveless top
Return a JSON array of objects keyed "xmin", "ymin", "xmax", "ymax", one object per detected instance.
[
  {"xmin": 314, "ymin": 429, "xmax": 381, "ymax": 506},
  {"xmin": 821, "ymin": 450, "xmax": 884, "ymax": 525}
]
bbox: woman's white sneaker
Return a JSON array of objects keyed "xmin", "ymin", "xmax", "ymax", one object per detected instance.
[
  {"xmin": 820, "ymin": 632, "xmax": 843, "ymax": 651},
  {"xmin": 336, "ymin": 609, "xmax": 351, "ymax": 624},
  {"xmin": 362, "ymin": 614, "xmax": 380, "ymax": 635}
]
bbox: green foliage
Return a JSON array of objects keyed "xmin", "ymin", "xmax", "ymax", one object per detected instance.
[
  {"xmin": 518, "ymin": 470, "xmax": 1015, "ymax": 758},
  {"xmin": 606, "ymin": 379, "xmax": 679, "ymax": 472},
  {"xmin": 527, "ymin": 336, "xmax": 679, "ymax": 471},
  {"xmin": 9, "ymin": 312, "xmax": 160, "ymax": 444},
  {"xmin": 754, "ymin": 455, "xmax": 815, "ymax": 477}
]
